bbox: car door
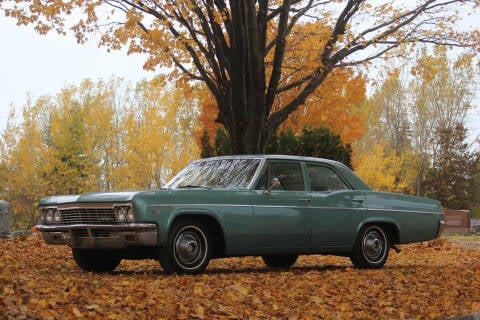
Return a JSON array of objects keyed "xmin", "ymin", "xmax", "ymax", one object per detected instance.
[
  {"xmin": 307, "ymin": 164, "xmax": 366, "ymax": 250},
  {"xmin": 251, "ymin": 161, "xmax": 312, "ymax": 251}
]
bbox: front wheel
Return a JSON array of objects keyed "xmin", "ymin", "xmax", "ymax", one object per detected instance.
[
  {"xmin": 159, "ymin": 219, "xmax": 211, "ymax": 274},
  {"xmin": 262, "ymin": 254, "xmax": 298, "ymax": 269},
  {"xmin": 72, "ymin": 249, "xmax": 121, "ymax": 272},
  {"xmin": 350, "ymin": 225, "xmax": 390, "ymax": 269}
]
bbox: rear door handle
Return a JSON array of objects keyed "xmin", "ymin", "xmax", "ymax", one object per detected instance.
[{"xmin": 351, "ymin": 197, "xmax": 364, "ymax": 204}]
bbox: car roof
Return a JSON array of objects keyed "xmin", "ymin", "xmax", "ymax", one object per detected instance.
[
  {"xmin": 195, "ymin": 154, "xmax": 371, "ymax": 191},
  {"xmin": 199, "ymin": 154, "xmax": 339, "ymax": 164}
]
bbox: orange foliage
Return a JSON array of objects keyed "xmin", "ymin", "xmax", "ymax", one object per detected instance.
[
  {"xmin": 2, "ymin": 235, "xmax": 480, "ymax": 319},
  {"xmin": 280, "ymin": 69, "xmax": 366, "ymax": 144},
  {"xmin": 272, "ymin": 21, "xmax": 366, "ymax": 144},
  {"xmin": 196, "ymin": 21, "xmax": 367, "ymax": 145},
  {"xmin": 196, "ymin": 87, "xmax": 221, "ymax": 147}
]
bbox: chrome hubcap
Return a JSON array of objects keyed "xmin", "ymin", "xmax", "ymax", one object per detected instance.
[
  {"xmin": 362, "ymin": 228, "xmax": 386, "ymax": 263},
  {"xmin": 177, "ymin": 237, "xmax": 199, "ymax": 261},
  {"xmin": 174, "ymin": 226, "xmax": 206, "ymax": 268}
]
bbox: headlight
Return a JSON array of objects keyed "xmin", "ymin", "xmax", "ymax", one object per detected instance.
[
  {"xmin": 54, "ymin": 210, "xmax": 61, "ymax": 223},
  {"xmin": 126, "ymin": 207, "xmax": 135, "ymax": 222},
  {"xmin": 39, "ymin": 207, "xmax": 60, "ymax": 224},
  {"xmin": 39, "ymin": 209, "xmax": 46, "ymax": 223},
  {"xmin": 115, "ymin": 205, "xmax": 135, "ymax": 223},
  {"xmin": 116, "ymin": 207, "xmax": 127, "ymax": 222},
  {"xmin": 45, "ymin": 209, "xmax": 55, "ymax": 224}
]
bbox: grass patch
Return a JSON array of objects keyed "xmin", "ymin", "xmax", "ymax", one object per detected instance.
[
  {"xmin": 443, "ymin": 233, "xmax": 480, "ymax": 250},
  {"xmin": 442, "ymin": 234, "xmax": 480, "ymax": 242}
]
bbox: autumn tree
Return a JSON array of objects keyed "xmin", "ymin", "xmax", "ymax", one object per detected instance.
[
  {"xmin": 355, "ymin": 47, "xmax": 478, "ymax": 196},
  {"xmin": 409, "ymin": 47, "xmax": 477, "ymax": 196},
  {"xmin": 0, "ymin": 104, "xmax": 49, "ymax": 228},
  {"xmin": 353, "ymin": 71, "xmax": 411, "ymax": 192},
  {"xmin": 3, "ymin": 0, "xmax": 479, "ymax": 153},
  {"xmin": 0, "ymin": 77, "xmax": 200, "ymax": 228},
  {"xmin": 45, "ymin": 100, "xmax": 98, "ymax": 195},
  {"xmin": 424, "ymin": 124, "xmax": 480, "ymax": 209},
  {"xmin": 355, "ymin": 144, "xmax": 407, "ymax": 192},
  {"xmin": 369, "ymin": 71, "xmax": 410, "ymax": 157},
  {"xmin": 118, "ymin": 78, "xmax": 200, "ymax": 189}
]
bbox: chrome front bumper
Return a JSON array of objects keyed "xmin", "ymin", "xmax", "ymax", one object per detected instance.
[{"xmin": 35, "ymin": 223, "xmax": 158, "ymax": 249}]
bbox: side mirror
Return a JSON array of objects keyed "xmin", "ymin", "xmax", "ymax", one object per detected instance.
[{"xmin": 264, "ymin": 177, "xmax": 281, "ymax": 195}]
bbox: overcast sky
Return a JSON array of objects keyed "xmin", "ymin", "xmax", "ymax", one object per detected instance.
[
  {"xmin": 0, "ymin": 18, "xmax": 155, "ymax": 131},
  {"xmin": 1, "ymin": 16, "xmax": 479, "ymax": 145}
]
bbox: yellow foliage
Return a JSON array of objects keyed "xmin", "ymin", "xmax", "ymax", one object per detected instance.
[
  {"xmin": 354, "ymin": 144, "xmax": 407, "ymax": 192},
  {"xmin": 0, "ymin": 78, "xmax": 200, "ymax": 228}
]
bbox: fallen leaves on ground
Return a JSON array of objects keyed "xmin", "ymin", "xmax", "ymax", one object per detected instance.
[{"xmin": 1, "ymin": 235, "xmax": 480, "ymax": 319}]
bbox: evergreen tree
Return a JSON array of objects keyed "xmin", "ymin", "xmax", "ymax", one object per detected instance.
[
  {"xmin": 425, "ymin": 124, "xmax": 480, "ymax": 209},
  {"xmin": 266, "ymin": 127, "xmax": 352, "ymax": 167},
  {"xmin": 214, "ymin": 128, "xmax": 231, "ymax": 156},
  {"xmin": 200, "ymin": 131, "xmax": 215, "ymax": 158}
]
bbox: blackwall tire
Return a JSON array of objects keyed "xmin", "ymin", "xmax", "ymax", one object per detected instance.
[
  {"xmin": 262, "ymin": 254, "xmax": 298, "ymax": 269},
  {"xmin": 159, "ymin": 219, "xmax": 211, "ymax": 274},
  {"xmin": 72, "ymin": 249, "xmax": 121, "ymax": 273},
  {"xmin": 350, "ymin": 225, "xmax": 390, "ymax": 269}
]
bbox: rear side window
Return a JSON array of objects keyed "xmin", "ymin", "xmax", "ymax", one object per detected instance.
[
  {"xmin": 256, "ymin": 162, "xmax": 305, "ymax": 191},
  {"xmin": 307, "ymin": 165, "xmax": 349, "ymax": 191}
]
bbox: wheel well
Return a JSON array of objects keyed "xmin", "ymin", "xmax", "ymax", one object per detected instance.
[
  {"xmin": 171, "ymin": 214, "xmax": 226, "ymax": 258},
  {"xmin": 375, "ymin": 223, "xmax": 400, "ymax": 245}
]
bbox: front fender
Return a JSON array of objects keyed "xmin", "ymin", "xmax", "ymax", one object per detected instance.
[{"xmin": 156, "ymin": 206, "xmax": 223, "ymax": 246}]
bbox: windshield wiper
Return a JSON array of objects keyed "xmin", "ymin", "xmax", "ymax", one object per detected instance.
[{"xmin": 177, "ymin": 185, "xmax": 211, "ymax": 189}]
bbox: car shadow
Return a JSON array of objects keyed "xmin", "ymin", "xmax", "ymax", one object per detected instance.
[
  {"xmin": 109, "ymin": 259, "xmax": 447, "ymax": 276},
  {"xmin": 110, "ymin": 264, "xmax": 353, "ymax": 276}
]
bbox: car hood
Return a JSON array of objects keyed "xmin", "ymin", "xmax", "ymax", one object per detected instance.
[{"xmin": 39, "ymin": 191, "xmax": 143, "ymax": 206}]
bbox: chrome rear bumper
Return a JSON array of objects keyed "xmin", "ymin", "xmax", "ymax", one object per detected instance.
[{"xmin": 436, "ymin": 220, "xmax": 446, "ymax": 238}]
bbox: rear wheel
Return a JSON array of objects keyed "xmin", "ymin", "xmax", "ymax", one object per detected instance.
[
  {"xmin": 159, "ymin": 219, "xmax": 211, "ymax": 274},
  {"xmin": 262, "ymin": 254, "xmax": 298, "ymax": 269},
  {"xmin": 72, "ymin": 249, "xmax": 121, "ymax": 272},
  {"xmin": 350, "ymin": 225, "xmax": 389, "ymax": 269}
]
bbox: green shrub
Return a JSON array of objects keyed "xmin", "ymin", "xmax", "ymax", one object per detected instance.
[{"xmin": 471, "ymin": 207, "xmax": 480, "ymax": 219}]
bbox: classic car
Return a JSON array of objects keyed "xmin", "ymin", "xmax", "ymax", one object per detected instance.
[{"xmin": 35, "ymin": 155, "xmax": 445, "ymax": 274}]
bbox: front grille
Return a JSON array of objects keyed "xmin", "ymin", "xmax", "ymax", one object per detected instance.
[{"xmin": 60, "ymin": 207, "xmax": 118, "ymax": 224}]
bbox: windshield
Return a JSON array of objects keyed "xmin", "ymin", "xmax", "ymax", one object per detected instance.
[{"xmin": 165, "ymin": 158, "xmax": 261, "ymax": 190}]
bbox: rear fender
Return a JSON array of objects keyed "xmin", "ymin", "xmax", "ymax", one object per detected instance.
[{"xmin": 355, "ymin": 218, "xmax": 402, "ymax": 245}]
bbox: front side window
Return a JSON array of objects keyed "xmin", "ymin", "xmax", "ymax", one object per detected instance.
[
  {"xmin": 307, "ymin": 165, "xmax": 349, "ymax": 191},
  {"xmin": 256, "ymin": 162, "xmax": 305, "ymax": 191},
  {"xmin": 165, "ymin": 158, "xmax": 261, "ymax": 190}
]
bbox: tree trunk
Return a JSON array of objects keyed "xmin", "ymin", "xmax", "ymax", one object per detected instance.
[{"xmin": 225, "ymin": 0, "xmax": 267, "ymax": 154}]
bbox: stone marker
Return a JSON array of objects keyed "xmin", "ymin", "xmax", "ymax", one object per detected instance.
[
  {"xmin": 443, "ymin": 209, "xmax": 471, "ymax": 234},
  {"xmin": 0, "ymin": 200, "xmax": 10, "ymax": 237}
]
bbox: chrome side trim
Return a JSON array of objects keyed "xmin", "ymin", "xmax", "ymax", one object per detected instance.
[
  {"xmin": 147, "ymin": 203, "xmax": 441, "ymax": 215},
  {"xmin": 147, "ymin": 203, "xmax": 367, "ymax": 211},
  {"xmin": 367, "ymin": 208, "xmax": 444, "ymax": 215}
]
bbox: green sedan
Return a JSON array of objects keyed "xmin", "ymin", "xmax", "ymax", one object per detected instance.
[{"xmin": 36, "ymin": 155, "xmax": 445, "ymax": 274}]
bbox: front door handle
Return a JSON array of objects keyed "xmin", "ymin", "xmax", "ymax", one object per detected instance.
[
  {"xmin": 351, "ymin": 197, "xmax": 364, "ymax": 204},
  {"xmin": 299, "ymin": 199, "xmax": 312, "ymax": 205}
]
